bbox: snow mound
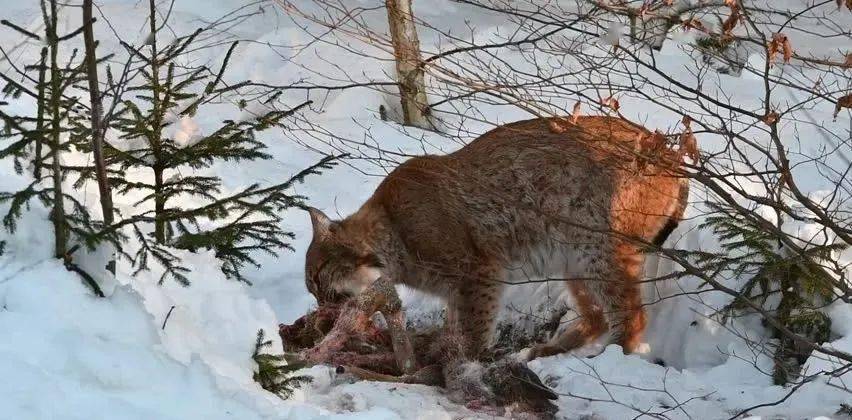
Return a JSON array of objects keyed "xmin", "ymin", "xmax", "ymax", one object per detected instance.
[{"xmin": 0, "ymin": 258, "xmax": 292, "ymax": 419}]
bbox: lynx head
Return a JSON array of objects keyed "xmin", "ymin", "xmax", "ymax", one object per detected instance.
[{"xmin": 304, "ymin": 207, "xmax": 383, "ymax": 304}]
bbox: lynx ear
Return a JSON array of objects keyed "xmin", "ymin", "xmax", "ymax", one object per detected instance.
[{"xmin": 307, "ymin": 206, "xmax": 332, "ymax": 239}]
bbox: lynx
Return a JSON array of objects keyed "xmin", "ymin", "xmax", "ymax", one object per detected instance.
[{"xmin": 304, "ymin": 116, "xmax": 689, "ymax": 361}]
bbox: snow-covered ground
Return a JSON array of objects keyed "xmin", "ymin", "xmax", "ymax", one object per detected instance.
[{"xmin": 1, "ymin": 0, "xmax": 851, "ymax": 419}]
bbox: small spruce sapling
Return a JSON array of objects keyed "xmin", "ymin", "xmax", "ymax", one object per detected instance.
[
  {"xmin": 252, "ymin": 329, "xmax": 311, "ymax": 399},
  {"xmin": 106, "ymin": 0, "xmax": 339, "ymax": 284},
  {"xmin": 698, "ymin": 201, "xmax": 840, "ymax": 384},
  {"xmin": 0, "ymin": 1, "xmax": 120, "ymax": 296}
]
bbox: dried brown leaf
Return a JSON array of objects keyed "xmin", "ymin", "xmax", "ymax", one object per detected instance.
[
  {"xmin": 548, "ymin": 120, "xmax": 567, "ymax": 134},
  {"xmin": 679, "ymin": 132, "xmax": 699, "ymax": 163},
  {"xmin": 571, "ymin": 102, "xmax": 582, "ymax": 124},
  {"xmin": 772, "ymin": 33, "xmax": 793, "ymax": 63},
  {"xmin": 762, "ymin": 111, "xmax": 780, "ymax": 125},
  {"xmin": 722, "ymin": 5, "xmax": 740, "ymax": 35},
  {"xmin": 835, "ymin": 94, "xmax": 852, "ymax": 121},
  {"xmin": 681, "ymin": 115, "xmax": 692, "ymax": 130},
  {"xmin": 681, "ymin": 17, "xmax": 707, "ymax": 33},
  {"xmin": 678, "ymin": 116, "xmax": 699, "ymax": 163},
  {"xmin": 601, "ymin": 96, "xmax": 620, "ymax": 113},
  {"xmin": 767, "ymin": 39, "xmax": 778, "ymax": 65}
]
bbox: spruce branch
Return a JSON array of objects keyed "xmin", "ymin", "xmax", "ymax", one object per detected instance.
[{"xmin": 253, "ymin": 329, "xmax": 311, "ymax": 399}]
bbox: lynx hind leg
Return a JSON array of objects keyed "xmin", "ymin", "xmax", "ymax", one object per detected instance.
[
  {"xmin": 454, "ymin": 275, "xmax": 504, "ymax": 360},
  {"xmin": 604, "ymin": 241, "xmax": 647, "ymax": 354},
  {"xmin": 528, "ymin": 241, "xmax": 647, "ymax": 360},
  {"xmin": 527, "ymin": 282, "xmax": 607, "ymax": 360}
]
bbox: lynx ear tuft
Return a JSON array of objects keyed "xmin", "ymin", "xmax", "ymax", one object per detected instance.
[{"xmin": 307, "ymin": 207, "xmax": 332, "ymax": 239}]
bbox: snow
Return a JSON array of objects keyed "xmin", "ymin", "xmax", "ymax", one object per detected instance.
[
  {"xmin": 0, "ymin": 262, "xmax": 274, "ymax": 420},
  {"xmin": 1, "ymin": 0, "xmax": 851, "ymax": 419},
  {"xmin": 168, "ymin": 113, "xmax": 203, "ymax": 148}
]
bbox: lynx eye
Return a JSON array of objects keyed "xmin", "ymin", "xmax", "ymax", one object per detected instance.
[
  {"xmin": 312, "ymin": 259, "xmax": 330, "ymax": 282},
  {"xmin": 304, "ymin": 256, "xmax": 326, "ymax": 294},
  {"xmin": 358, "ymin": 253, "xmax": 384, "ymax": 268}
]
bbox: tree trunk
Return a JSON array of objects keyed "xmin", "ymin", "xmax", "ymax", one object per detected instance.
[
  {"xmin": 149, "ymin": 0, "xmax": 166, "ymax": 245},
  {"xmin": 385, "ymin": 0, "xmax": 430, "ymax": 129},
  {"xmin": 47, "ymin": 0, "xmax": 67, "ymax": 259},
  {"xmin": 34, "ymin": 48, "xmax": 46, "ymax": 180},
  {"xmin": 82, "ymin": 0, "xmax": 116, "ymax": 273},
  {"xmin": 153, "ymin": 166, "xmax": 166, "ymax": 243}
]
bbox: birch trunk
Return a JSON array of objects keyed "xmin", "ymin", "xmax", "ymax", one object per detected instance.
[{"xmin": 385, "ymin": 0, "xmax": 430, "ymax": 129}]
